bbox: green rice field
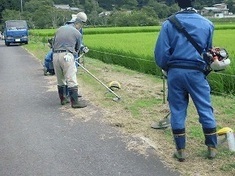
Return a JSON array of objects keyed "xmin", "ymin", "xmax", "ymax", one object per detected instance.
[
  {"xmin": 29, "ymin": 24, "xmax": 235, "ymax": 94},
  {"xmin": 30, "ymin": 25, "xmax": 235, "ymax": 65}
]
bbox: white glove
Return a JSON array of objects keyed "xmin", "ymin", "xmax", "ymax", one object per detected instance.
[
  {"xmin": 63, "ymin": 53, "xmax": 73, "ymax": 62},
  {"xmin": 82, "ymin": 46, "xmax": 89, "ymax": 53}
]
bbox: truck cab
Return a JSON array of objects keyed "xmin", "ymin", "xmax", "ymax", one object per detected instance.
[{"xmin": 3, "ymin": 20, "xmax": 29, "ymax": 46}]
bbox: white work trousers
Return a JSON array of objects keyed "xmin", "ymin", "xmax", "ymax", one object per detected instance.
[{"xmin": 53, "ymin": 52, "xmax": 78, "ymax": 88}]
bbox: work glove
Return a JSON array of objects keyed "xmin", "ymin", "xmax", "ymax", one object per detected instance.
[{"xmin": 82, "ymin": 46, "xmax": 89, "ymax": 53}]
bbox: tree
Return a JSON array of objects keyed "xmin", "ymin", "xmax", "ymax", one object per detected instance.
[
  {"xmin": 24, "ymin": 0, "xmax": 54, "ymax": 13},
  {"xmin": 147, "ymin": 0, "xmax": 172, "ymax": 19},
  {"xmin": 2, "ymin": 9, "xmax": 22, "ymax": 21},
  {"xmin": 1, "ymin": 0, "xmax": 233, "ymax": 28},
  {"xmin": 96, "ymin": 0, "xmax": 116, "ymax": 10},
  {"xmin": 121, "ymin": 0, "xmax": 138, "ymax": 10},
  {"xmin": 35, "ymin": 7, "xmax": 74, "ymax": 29},
  {"xmin": 84, "ymin": 0, "xmax": 103, "ymax": 26},
  {"xmin": 107, "ymin": 10, "xmax": 159, "ymax": 26},
  {"xmin": 226, "ymin": 0, "xmax": 235, "ymax": 13},
  {"xmin": 141, "ymin": 6, "xmax": 158, "ymax": 18}
]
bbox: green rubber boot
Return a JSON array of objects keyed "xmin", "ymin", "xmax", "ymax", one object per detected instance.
[
  {"xmin": 174, "ymin": 149, "xmax": 186, "ymax": 162},
  {"xmin": 68, "ymin": 86, "xmax": 87, "ymax": 108}
]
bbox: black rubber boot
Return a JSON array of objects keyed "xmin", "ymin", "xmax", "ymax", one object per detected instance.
[
  {"xmin": 67, "ymin": 85, "xmax": 82, "ymax": 98},
  {"xmin": 68, "ymin": 86, "xmax": 87, "ymax": 108},
  {"xmin": 58, "ymin": 85, "xmax": 70, "ymax": 105},
  {"xmin": 65, "ymin": 85, "xmax": 69, "ymax": 98}
]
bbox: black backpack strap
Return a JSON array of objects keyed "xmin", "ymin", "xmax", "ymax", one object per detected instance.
[
  {"xmin": 168, "ymin": 15, "xmax": 203, "ymax": 54},
  {"xmin": 167, "ymin": 14, "xmax": 212, "ymax": 75}
]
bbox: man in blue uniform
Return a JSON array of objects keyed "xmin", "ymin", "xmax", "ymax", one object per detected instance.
[
  {"xmin": 154, "ymin": 0, "xmax": 217, "ymax": 161},
  {"xmin": 53, "ymin": 12, "xmax": 88, "ymax": 108}
]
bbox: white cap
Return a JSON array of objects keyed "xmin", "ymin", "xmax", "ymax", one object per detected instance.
[
  {"xmin": 66, "ymin": 12, "xmax": 88, "ymax": 25},
  {"xmin": 71, "ymin": 14, "xmax": 77, "ymax": 21},
  {"xmin": 76, "ymin": 12, "xmax": 87, "ymax": 23}
]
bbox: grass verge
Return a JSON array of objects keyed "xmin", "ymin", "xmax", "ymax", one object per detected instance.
[{"xmin": 24, "ymin": 42, "xmax": 235, "ymax": 176}]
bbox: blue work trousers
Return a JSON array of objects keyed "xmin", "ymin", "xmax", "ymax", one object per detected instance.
[{"xmin": 167, "ymin": 68, "xmax": 216, "ymax": 130}]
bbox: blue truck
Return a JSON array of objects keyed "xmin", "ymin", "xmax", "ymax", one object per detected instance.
[{"xmin": 3, "ymin": 20, "xmax": 29, "ymax": 46}]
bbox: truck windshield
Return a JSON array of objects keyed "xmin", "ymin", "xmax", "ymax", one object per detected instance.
[{"xmin": 6, "ymin": 20, "xmax": 27, "ymax": 30}]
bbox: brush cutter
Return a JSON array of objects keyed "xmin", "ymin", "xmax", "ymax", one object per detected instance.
[
  {"xmin": 76, "ymin": 54, "xmax": 121, "ymax": 102},
  {"xmin": 151, "ymin": 70, "xmax": 170, "ymax": 129}
]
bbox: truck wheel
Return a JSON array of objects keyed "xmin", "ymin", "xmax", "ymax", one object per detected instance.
[{"xmin": 5, "ymin": 42, "xmax": 10, "ymax": 46}]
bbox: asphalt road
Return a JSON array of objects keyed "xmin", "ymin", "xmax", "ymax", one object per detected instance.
[{"xmin": 0, "ymin": 41, "xmax": 180, "ymax": 176}]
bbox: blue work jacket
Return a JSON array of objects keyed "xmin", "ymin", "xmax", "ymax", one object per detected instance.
[{"xmin": 154, "ymin": 9, "xmax": 214, "ymax": 71}]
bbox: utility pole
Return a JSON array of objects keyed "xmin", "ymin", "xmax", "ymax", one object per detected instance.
[{"xmin": 21, "ymin": 0, "xmax": 23, "ymax": 12}]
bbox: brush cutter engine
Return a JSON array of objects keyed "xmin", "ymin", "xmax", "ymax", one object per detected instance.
[{"xmin": 204, "ymin": 47, "xmax": 231, "ymax": 71}]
